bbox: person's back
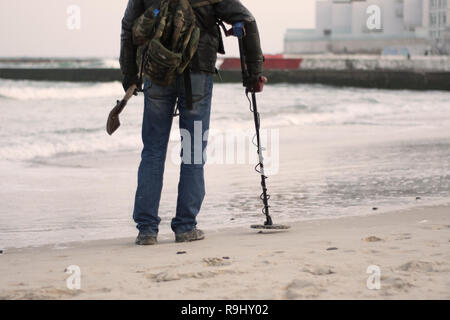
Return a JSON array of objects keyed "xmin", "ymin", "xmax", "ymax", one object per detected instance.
[{"xmin": 120, "ymin": 0, "xmax": 264, "ymax": 245}]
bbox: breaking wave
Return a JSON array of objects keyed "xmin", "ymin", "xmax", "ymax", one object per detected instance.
[
  {"xmin": 0, "ymin": 79, "xmax": 122, "ymax": 100},
  {"xmin": 1, "ymin": 79, "xmax": 450, "ymax": 162}
]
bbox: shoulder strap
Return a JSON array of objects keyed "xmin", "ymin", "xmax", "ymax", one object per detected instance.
[
  {"xmin": 153, "ymin": 1, "xmax": 170, "ymax": 41},
  {"xmin": 184, "ymin": 69, "xmax": 193, "ymax": 110}
]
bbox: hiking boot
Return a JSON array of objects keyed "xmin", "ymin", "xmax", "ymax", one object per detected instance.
[
  {"xmin": 135, "ymin": 232, "xmax": 158, "ymax": 246},
  {"xmin": 175, "ymin": 228, "xmax": 205, "ymax": 243}
]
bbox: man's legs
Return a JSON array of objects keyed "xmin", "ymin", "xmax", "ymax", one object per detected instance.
[
  {"xmin": 171, "ymin": 73, "xmax": 213, "ymax": 235},
  {"xmin": 133, "ymin": 80, "xmax": 177, "ymax": 236}
]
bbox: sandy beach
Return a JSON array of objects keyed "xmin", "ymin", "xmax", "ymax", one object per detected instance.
[
  {"xmin": 1, "ymin": 81, "xmax": 450, "ymax": 300},
  {"xmin": 0, "ymin": 204, "xmax": 449, "ymax": 300}
]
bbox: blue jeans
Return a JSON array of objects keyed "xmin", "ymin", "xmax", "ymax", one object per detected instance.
[{"xmin": 133, "ymin": 73, "xmax": 213, "ymax": 235}]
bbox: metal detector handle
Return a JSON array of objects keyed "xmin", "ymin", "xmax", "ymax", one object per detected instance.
[
  {"xmin": 238, "ymin": 38, "xmax": 249, "ymax": 81},
  {"xmin": 225, "ymin": 22, "xmax": 245, "ymax": 38},
  {"xmin": 238, "ymin": 38, "xmax": 267, "ymax": 93}
]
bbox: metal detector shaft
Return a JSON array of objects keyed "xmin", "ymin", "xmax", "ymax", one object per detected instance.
[
  {"xmin": 238, "ymin": 38, "xmax": 273, "ymax": 226},
  {"xmin": 250, "ymin": 92, "xmax": 273, "ymax": 226}
]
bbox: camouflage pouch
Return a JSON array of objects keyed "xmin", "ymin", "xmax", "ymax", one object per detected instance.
[
  {"xmin": 133, "ymin": 0, "xmax": 202, "ymax": 87},
  {"xmin": 143, "ymin": 38, "xmax": 183, "ymax": 86},
  {"xmin": 132, "ymin": 7, "xmax": 160, "ymax": 46}
]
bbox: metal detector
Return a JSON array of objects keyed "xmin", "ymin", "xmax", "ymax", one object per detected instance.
[{"xmin": 236, "ymin": 33, "xmax": 290, "ymax": 231}]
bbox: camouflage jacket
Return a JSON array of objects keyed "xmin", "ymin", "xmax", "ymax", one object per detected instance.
[{"xmin": 120, "ymin": 0, "xmax": 263, "ymax": 77}]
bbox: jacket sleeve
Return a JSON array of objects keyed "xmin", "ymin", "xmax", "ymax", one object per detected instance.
[
  {"xmin": 213, "ymin": 0, "xmax": 264, "ymax": 76},
  {"xmin": 120, "ymin": 0, "xmax": 145, "ymax": 77}
]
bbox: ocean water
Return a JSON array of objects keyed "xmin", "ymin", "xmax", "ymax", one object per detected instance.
[
  {"xmin": 1, "ymin": 78, "xmax": 450, "ymax": 249},
  {"xmin": 0, "ymin": 58, "xmax": 120, "ymax": 69},
  {"xmin": 1, "ymin": 79, "xmax": 450, "ymax": 161}
]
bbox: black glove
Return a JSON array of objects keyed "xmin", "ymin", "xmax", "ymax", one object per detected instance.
[{"xmin": 122, "ymin": 74, "xmax": 142, "ymax": 95}]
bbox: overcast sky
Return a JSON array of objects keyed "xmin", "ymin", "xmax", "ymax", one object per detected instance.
[{"xmin": 0, "ymin": 0, "xmax": 315, "ymax": 58}]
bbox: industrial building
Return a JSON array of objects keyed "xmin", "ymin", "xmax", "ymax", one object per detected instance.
[{"xmin": 285, "ymin": 0, "xmax": 450, "ymax": 55}]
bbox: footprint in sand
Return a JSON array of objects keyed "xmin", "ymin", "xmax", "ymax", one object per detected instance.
[
  {"xmin": 430, "ymin": 253, "xmax": 443, "ymax": 257},
  {"xmin": 1, "ymin": 288, "xmax": 81, "ymax": 300},
  {"xmin": 257, "ymin": 250, "xmax": 286, "ymax": 258},
  {"xmin": 394, "ymin": 233, "xmax": 412, "ymax": 241},
  {"xmin": 432, "ymin": 225, "xmax": 449, "ymax": 230},
  {"xmin": 364, "ymin": 236, "xmax": 383, "ymax": 243},
  {"xmin": 383, "ymin": 277, "xmax": 414, "ymax": 292},
  {"xmin": 14, "ymin": 282, "xmax": 27, "ymax": 287},
  {"xmin": 203, "ymin": 257, "xmax": 232, "ymax": 267},
  {"xmin": 146, "ymin": 269, "xmax": 240, "ymax": 283},
  {"xmin": 420, "ymin": 224, "xmax": 450, "ymax": 231},
  {"xmin": 147, "ymin": 271, "xmax": 181, "ymax": 283},
  {"xmin": 397, "ymin": 261, "xmax": 436, "ymax": 273},
  {"xmin": 188, "ymin": 270, "xmax": 237, "ymax": 279},
  {"xmin": 301, "ymin": 265, "xmax": 335, "ymax": 276},
  {"xmin": 285, "ymin": 279, "xmax": 326, "ymax": 299}
]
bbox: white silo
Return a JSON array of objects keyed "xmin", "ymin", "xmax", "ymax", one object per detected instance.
[
  {"xmin": 380, "ymin": 0, "xmax": 405, "ymax": 35},
  {"xmin": 404, "ymin": 0, "xmax": 424, "ymax": 30},
  {"xmin": 331, "ymin": 0, "xmax": 352, "ymax": 34},
  {"xmin": 316, "ymin": 0, "xmax": 333, "ymax": 35}
]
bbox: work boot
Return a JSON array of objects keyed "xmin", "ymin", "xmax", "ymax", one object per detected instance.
[
  {"xmin": 135, "ymin": 232, "xmax": 158, "ymax": 246},
  {"xmin": 175, "ymin": 228, "xmax": 205, "ymax": 243}
]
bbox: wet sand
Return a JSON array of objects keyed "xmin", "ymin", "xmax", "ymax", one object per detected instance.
[{"xmin": 1, "ymin": 204, "xmax": 449, "ymax": 300}]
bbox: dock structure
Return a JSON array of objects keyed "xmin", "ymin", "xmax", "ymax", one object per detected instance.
[{"xmin": 1, "ymin": 66, "xmax": 449, "ymax": 91}]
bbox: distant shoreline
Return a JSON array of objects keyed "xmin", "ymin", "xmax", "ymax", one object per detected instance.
[{"xmin": 0, "ymin": 58, "xmax": 104, "ymax": 64}]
